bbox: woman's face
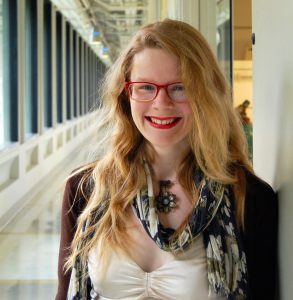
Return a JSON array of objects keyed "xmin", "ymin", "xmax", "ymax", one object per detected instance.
[{"xmin": 129, "ymin": 48, "xmax": 193, "ymax": 151}]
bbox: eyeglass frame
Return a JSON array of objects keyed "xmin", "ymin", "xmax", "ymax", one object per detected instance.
[{"xmin": 124, "ymin": 81, "xmax": 187, "ymax": 102}]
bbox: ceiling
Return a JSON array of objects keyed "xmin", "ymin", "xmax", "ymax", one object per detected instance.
[{"xmin": 51, "ymin": 0, "xmax": 150, "ymax": 65}]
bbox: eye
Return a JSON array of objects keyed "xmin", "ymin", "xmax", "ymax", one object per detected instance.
[
  {"xmin": 138, "ymin": 84, "xmax": 156, "ymax": 91},
  {"xmin": 170, "ymin": 84, "xmax": 185, "ymax": 92}
]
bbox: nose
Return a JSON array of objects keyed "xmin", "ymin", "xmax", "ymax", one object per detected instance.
[{"xmin": 153, "ymin": 87, "xmax": 173, "ymax": 108}]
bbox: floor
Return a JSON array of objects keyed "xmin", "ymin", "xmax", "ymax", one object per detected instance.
[
  {"xmin": 0, "ymin": 150, "xmax": 88, "ymax": 299},
  {"xmin": 0, "ymin": 186, "xmax": 62, "ymax": 299}
]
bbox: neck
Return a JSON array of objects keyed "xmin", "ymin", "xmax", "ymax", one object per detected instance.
[{"xmin": 150, "ymin": 142, "xmax": 190, "ymax": 180}]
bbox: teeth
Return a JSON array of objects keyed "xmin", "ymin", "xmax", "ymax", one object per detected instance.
[{"xmin": 150, "ymin": 118, "xmax": 176, "ymax": 125}]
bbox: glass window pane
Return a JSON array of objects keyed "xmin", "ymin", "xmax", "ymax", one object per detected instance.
[
  {"xmin": 73, "ymin": 31, "xmax": 77, "ymax": 118},
  {"xmin": 56, "ymin": 11, "xmax": 63, "ymax": 123},
  {"xmin": 79, "ymin": 38, "xmax": 83, "ymax": 116},
  {"xmin": 1, "ymin": 0, "xmax": 18, "ymax": 149},
  {"xmin": 25, "ymin": 0, "xmax": 38, "ymax": 137},
  {"xmin": 83, "ymin": 43, "xmax": 88, "ymax": 114},
  {"xmin": 216, "ymin": 0, "xmax": 232, "ymax": 82},
  {"xmin": 44, "ymin": 0, "xmax": 52, "ymax": 128},
  {"xmin": 66, "ymin": 22, "xmax": 71, "ymax": 120},
  {"xmin": 233, "ymin": 0, "xmax": 253, "ymax": 160}
]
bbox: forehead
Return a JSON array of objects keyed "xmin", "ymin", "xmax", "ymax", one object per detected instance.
[{"xmin": 130, "ymin": 48, "xmax": 181, "ymax": 82}]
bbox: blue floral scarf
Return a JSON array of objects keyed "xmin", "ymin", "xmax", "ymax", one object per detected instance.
[{"xmin": 132, "ymin": 161, "xmax": 248, "ymax": 299}]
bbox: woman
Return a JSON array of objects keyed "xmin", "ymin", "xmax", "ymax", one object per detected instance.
[{"xmin": 56, "ymin": 19, "xmax": 278, "ymax": 300}]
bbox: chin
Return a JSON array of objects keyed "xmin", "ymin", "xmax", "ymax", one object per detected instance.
[{"xmin": 146, "ymin": 137, "xmax": 188, "ymax": 149}]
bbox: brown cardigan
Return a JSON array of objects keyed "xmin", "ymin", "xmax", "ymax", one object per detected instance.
[{"xmin": 55, "ymin": 171, "xmax": 278, "ymax": 300}]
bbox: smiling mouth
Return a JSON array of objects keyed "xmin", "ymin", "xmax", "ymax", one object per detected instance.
[{"xmin": 145, "ymin": 116, "xmax": 181, "ymax": 128}]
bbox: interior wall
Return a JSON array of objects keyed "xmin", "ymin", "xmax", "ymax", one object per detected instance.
[{"xmin": 252, "ymin": 1, "xmax": 293, "ymax": 299}]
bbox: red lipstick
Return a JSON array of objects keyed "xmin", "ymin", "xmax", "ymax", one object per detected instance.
[{"xmin": 145, "ymin": 116, "xmax": 181, "ymax": 129}]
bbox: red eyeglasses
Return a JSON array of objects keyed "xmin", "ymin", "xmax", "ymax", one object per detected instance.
[{"xmin": 125, "ymin": 81, "xmax": 188, "ymax": 102}]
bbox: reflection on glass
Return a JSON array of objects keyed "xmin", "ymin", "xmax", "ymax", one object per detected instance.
[
  {"xmin": 216, "ymin": 0, "xmax": 232, "ymax": 81},
  {"xmin": 236, "ymin": 99, "xmax": 253, "ymax": 160},
  {"xmin": 215, "ymin": 0, "xmax": 253, "ymax": 160},
  {"xmin": 232, "ymin": 0, "xmax": 253, "ymax": 160}
]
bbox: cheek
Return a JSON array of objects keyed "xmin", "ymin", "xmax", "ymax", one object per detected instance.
[
  {"xmin": 130, "ymin": 104, "xmax": 142, "ymax": 131},
  {"xmin": 182, "ymin": 104, "xmax": 193, "ymax": 129},
  {"xmin": 181, "ymin": 104, "xmax": 193, "ymax": 118},
  {"xmin": 130, "ymin": 102, "xmax": 146, "ymax": 123}
]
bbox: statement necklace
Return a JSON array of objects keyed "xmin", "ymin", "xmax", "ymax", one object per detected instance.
[{"xmin": 156, "ymin": 180, "xmax": 177, "ymax": 213}]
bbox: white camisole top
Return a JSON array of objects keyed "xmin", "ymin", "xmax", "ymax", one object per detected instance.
[{"xmin": 88, "ymin": 234, "xmax": 225, "ymax": 300}]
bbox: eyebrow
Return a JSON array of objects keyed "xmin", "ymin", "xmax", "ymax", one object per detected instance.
[
  {"xmin": 131, "ymin": 77, "xmax": 152, "ymax": 81},
  {"xmin": 130, "ymin": 78, "xmax": 182, "ymax": 83}
]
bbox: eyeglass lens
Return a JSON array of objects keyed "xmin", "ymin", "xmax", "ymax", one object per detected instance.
[{"xmin": 129, "ymin": 83, "xmax": 187, "ymax": 102}]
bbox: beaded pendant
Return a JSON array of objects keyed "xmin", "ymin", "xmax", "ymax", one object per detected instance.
[{"xmin": 156, "ymin": 180, "xmax": 177, "ymax": 213}]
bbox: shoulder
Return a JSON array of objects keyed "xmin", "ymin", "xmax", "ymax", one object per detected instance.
[
  {"xmin": 66, "ymin": 164, "xmax": 94, "ymax": 194},
  {"xmin": 243, "ymin": 169, "xmax": 278, "ymax": 230},
  {"xmin": 244, "ymin": 170, "xmax": 277, "ymax": 208},
  {"xmin": 62, "ymin": 165, "xmax": 94, "ymax": 215}
]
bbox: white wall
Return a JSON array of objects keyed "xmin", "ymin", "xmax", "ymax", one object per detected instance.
[{"xmin": 252, "ymin": 1, "xmax": 293, "ymax": 299}]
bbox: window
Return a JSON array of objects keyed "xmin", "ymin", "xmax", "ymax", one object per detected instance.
[
  {"xmin": 84, "ymin": 46, "xmax": 88, "ymax": 114},
  {"xmin": 79, "ymin": 38, "xmax": 83, "ymax": 116},
  {"xmin": 44, "ymin": 0, "xmax": 52, "ymax": 128},
  {"xmin": 89, "ymin": 51, "xmax": 93, "ymax": 111},
  {"xmin": 1, "ymin": 0, "xmax": 18, "ymax": 149},
  {"xmin": 72, "ymin": 31, "xmax": 77, "ymax": 118},
  {"xmin": 66, "ymin": 22, "xmax": 71, "ymax": 120},
  {"xmin": 56, "ymin": 11, "xmax": 63, "ymax": 123},
  {"xmin": 216, "ymin": 0, "xmax": 232, "ymax": 82},
  {"xmin": 25, "ymin": 0, "xmax": 38, "ymax": 137},
  {"xmin": 233, "ymin": 0, "xmax": 253, "ymax": 160}
]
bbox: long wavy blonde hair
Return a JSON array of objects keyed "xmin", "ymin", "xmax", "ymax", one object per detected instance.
[{"xmin": 65, "ymin": 19, "xmax": 252, "ymax": 272}]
